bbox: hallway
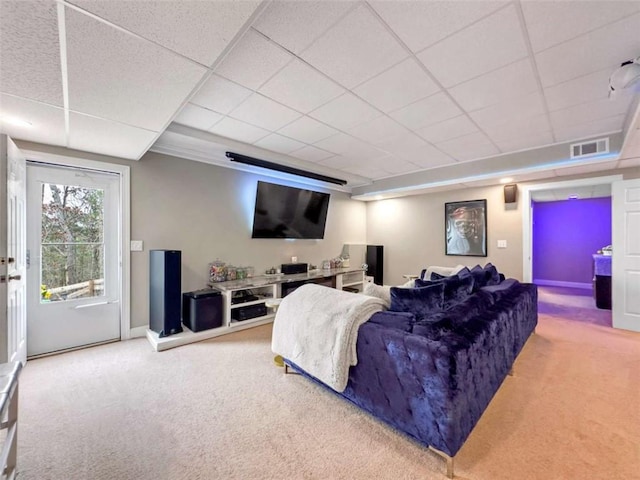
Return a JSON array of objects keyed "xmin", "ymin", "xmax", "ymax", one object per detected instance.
[{"xmin": 537, "ymin": 285, "xmax": 612, "ymax": 328}]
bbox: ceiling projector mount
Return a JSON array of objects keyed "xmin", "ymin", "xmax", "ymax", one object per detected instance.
[{"xmin": 609, "ymin": 56, "xmax": 640, "ymax": 98}]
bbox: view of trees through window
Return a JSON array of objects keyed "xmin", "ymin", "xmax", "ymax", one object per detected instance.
[{"xmin": 40, "ymin": 183, "xmax": 105, "ymax": 302}]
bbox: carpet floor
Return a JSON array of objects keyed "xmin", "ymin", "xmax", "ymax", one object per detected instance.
[{"xmin": 15, "ymin": 291, "xmax": 639, "ymax": 480}]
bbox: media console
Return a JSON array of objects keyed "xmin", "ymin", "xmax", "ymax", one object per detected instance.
[{"xmin": 146, "ymin": 267, "xmax": 366, "ymax": 351}]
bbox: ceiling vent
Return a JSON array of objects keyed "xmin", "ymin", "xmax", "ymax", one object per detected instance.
[{"xmin": 570, "ymin": 138, "xmax": 609, "ymax": 159}]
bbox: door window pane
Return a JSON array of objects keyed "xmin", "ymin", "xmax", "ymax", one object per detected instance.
[{"xmin": 40, "ymin": 184, "xmax": 105, "ymax": 303}]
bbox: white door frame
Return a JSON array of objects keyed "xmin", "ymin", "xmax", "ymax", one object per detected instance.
[
  {"xmin": 22, "ymin": 149, "xmax": 131, "ymax": 340},
  {"xmin": 521, "ymin": 174, "xmax": 623, "ymax": 283}
]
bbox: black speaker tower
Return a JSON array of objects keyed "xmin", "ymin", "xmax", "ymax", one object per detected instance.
[
  {"xmin": 366, "ymin": 245, "xmax": 384, "ymax": 285},
  {"xmin": 149, "ymin": 249, "xmax": 183, "ymax": 337}
]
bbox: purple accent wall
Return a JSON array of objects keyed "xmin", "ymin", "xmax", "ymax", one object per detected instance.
[{"xmin": 532, "ymin": 197, "xmax": 611, "ymax": 285}]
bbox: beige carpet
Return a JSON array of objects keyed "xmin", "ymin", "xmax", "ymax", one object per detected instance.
[{"xmin": 17, "ymin": 313, "xmax": 640, "ymax": 479}]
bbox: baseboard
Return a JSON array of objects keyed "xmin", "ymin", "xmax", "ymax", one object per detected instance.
[
  {"xmin": 533, "ymin": 279, "xmax": 592, "ymax": 290},
  {"xmin": 129, "ymin": 326, "xmax": 148, "ymax": 338}
]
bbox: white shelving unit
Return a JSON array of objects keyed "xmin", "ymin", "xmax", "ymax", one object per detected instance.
[
  {"xmin": 335, "ymin": 270, "xmax": 365, "ymax": 292},
  {"xmin": 225, "ymin": 283, "xmax": 278, "ymax": 328},
  {"xmin": 146, "ymin": 267, "xmax": 365, "ymax": 351}
]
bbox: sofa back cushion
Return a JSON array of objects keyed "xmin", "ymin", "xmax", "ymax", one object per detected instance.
[
  {"xmin": 481, "ymin": 278, "xmax": 520, "ymax": 302},
  {"xmin": 389, "ymin": 283, "xmax": 444, "ymax": 321},
  {"xmin": 484, "ymin": 263, "xmax": 501, "ymax": 286},
  {"xmin": 415, "ymin": 275, "xmax": 475, "ymax": 310}
]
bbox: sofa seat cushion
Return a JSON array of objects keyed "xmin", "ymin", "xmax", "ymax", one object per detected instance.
[
  {"xmin": 416, "ymin": 275, "xmax": 475, "ymax": 310},
  {"xmin": 367, "ymin": 311, "xmax": 415, "ymax": 332},
  {"xmin": 389, "ymin": 283, "xmax": 445, "ymax": 321}
]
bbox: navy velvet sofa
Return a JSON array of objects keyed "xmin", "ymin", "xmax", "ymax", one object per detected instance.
[{"xmin": 285, "ymin": 267, "xmax": 538, "ymax": 478}]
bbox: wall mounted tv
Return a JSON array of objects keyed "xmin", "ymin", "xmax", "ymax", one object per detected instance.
[{"xmin": 252, "ymin": 181, "xmax": 330, "ymax": 239}]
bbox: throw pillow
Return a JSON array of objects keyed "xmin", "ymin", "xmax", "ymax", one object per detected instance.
[
  {"xmin": 481, "ymin": 278, "xmax": 520, "ymax": 302},
  {"xmin": 389, "ymin": 283, "xmax": 445, "ymax": 321},
  {"xmin": 469, "ymin": 264, "xmax": 490, "ymax": 290},
  {"xmin": 416, "ymin": 275, "xmax": 475, "ymax": 310},
  {"xmin": 362, "ymin": 282, "xmax": 391, "ymax": 308},
  {"xmin": 483, "ymin": 263, "xmax": 501, "ymax": 286}
]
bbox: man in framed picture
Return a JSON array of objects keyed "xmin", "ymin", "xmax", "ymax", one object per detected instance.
[{"xmin": 446, "ymin": 202, "xmax": 486, "ymax": 256}]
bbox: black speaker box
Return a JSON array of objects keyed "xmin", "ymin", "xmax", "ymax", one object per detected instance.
[
  {"xmin": 149, "ymin": 249, "xmax": 183, "ymax": 337},
  {"xmin": 504, "ymin": 184, "xmax": 518, "ymax": 204},
  {"xmin": 366, "ymin": 245, "xmax": 384, "ymax": 285},
  {"xmin": 281, "ymin": 263, "xmax": 308, "ymax": 275},
  {"xmin": 182, "ymin": 289, "xmax": 223, "ymax": 332}
]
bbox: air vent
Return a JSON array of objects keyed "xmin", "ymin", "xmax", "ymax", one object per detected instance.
[{"xmin": 570, "ymin": 138, "xmax": 609, "ymax": 159}]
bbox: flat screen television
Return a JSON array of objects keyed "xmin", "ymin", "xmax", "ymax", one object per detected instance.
[{"xmin": 251, "ymin": 181, "xmax": 330, "ymax": 239}]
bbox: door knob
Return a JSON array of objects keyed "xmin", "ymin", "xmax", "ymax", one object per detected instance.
[{"xmin": 8, "ymin": 274, "xmax": 21, "ymax": 281}]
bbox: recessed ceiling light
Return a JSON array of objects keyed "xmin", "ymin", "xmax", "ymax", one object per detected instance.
[
  {"xmin": 0, "ymin": 116, "xmax": 32, "ymax": 128},
  {"xmin": 499, "ymin": 177, "xmax": 513, "ymax": 184}
]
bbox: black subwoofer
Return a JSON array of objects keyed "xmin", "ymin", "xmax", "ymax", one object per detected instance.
[
  {"xmin": 366, "ymin": 245, "xmax": 384, "ymax": 285},
  {"xmin": 149, "ymin": 249, "xmax": 183, "ymax": 337}
]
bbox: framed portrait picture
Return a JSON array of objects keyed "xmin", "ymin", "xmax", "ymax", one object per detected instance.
[{"xmin": 445, "ymin": 199, "xmax": 487, "ymax": 257}]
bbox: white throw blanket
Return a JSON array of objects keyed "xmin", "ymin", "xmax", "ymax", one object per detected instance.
[{"xmin": 271, "ymin": 284, "xmax": 385, "ymax": 392}]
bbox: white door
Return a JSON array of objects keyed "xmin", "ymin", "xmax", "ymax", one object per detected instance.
[
  {"xmin": 27, "ymin": 164, "xmax": 120, "ymax": 356},
  {"xmin": 612, "ymin": 178, "xmax": 640, "ymax": 332},
  {"xmin": 0, "ymin": 135, "xmax": 27, "ymax": 365}
]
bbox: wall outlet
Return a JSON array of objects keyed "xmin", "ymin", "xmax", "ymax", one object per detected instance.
[
  {"xmin": 291, "ymin": 256, "xmax": 298, "ymax": 263},
  {"xmin": 497, "ymin": 240, "xmax": 507, "ymax": 249},
  {"xmin": 131, "ymin": 240, "xmax": 144, "ymax": 252}
]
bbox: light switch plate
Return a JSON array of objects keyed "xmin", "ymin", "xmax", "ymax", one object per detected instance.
[
  {"xmin": 291, "ymin": 256, "xmax": 298, "ymax": 263},
  {"xmin": 131, "ymin": 240, "xmax": 144, "ymax": 252},
  {"xmin": 497, "ymin": 240, "xmax": 507, "ymax": 248}
]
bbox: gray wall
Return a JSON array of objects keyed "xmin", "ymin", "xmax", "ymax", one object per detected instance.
[
  {"xmin": 16, "ymin": 143, "xmax": 366, "ymax": 329},
  {"xmin": 367, "ymin": 185, "xmax": 522, "ymax": 285}
]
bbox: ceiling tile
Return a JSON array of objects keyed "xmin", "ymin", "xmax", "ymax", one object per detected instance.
[
  {"xmin": 0, "ymin": 93, "xmax": 66, "ymax": 147},
  {"xmin": 482, "ymin": 114, "xmax": 552, "ymax": 143},
  {"xmin": 375, "ymin": 132, "xmax": 429, "ymax": 156},
  {"xmin": 544, "ymin": 69, "xmax": 612, "ymax": 113},
  {"xmin": 69, "ymin": 112, "xmax": 157, "ymax": 160},
  {"xmin": 173, "ymin": 104, "xmax": 223, "ymax": 131},
  {"xmin": 290, "ymin": 145, "xmax": 335, "ymax": 163},
  {"xmin": 470, "ymin": 92, "xmax": 546, "ymax": 129},
  {"xmin": 309, "ymin": 93, "xmax": 382, "ymax": 130},
  {"xmin": 371, "ymin": 157, "xmax": 420, "ymax": 175},
  {"xmin": 347, "ymin": 115, "xmax": 408, "ymax": 145},
  {"xmin": 68, "ymin": 0, "xmax": 260, "ymax": 66},
  {"xmin": 259, "ymin": 59, "xmax": 345, "ymax": 113},
  {"xmin": 389, "ymin": 92, "xmax": 462, "ymax": 130},
  {"xmin": 340, "ymin": 164, "xmax": 390, "ymax": 180},
  {"xmin": 353, "ymin": 58, "xmax": 440, "ymax": 113},
  {"xmin": 215, "ymin": 30, "xmax": 293, "ymax": 90},
  {"xmin": 208, "ymin": 117, "xmax": 270, "ymax": 144},
  {"xmin": 535, "ymin": 13, "xmax": 640, "ymax": 88},
  {"xmin": 522, "ymin": 1, "xmax": 640, "ymax": 53},
  {"xmin": 0, "ymin": 1, "xmax": 63, "ymax": 106},
  {"xmin": 65, "ymin": 7, "xmax": 207, "ymax": 131},
  {"xmin": 190, "ymin": 74, "xmax": 252, "ymax": 115},
  {"xmin": 448, "ymin": 59, "xmax": 539, "ymax": 112},
  {"xmin": 416, "ymin": 115, "xmax": 478, "ymax": 144},
  {"xmin": 435, "ymin": 131, "xmax": 499, "ymax": 161},
  {"xmin": 395, "ymin": 143, "xmax": 455, "ymax": 168},
  {"xmin": 493, "ymin": 130, "xmax": 554, "ymax": 154},
  {"xmin": 253, "ymin": 133, "xmax": 306, "ymax": 154},
  {"xmin": 253, "ymin": 1, "xmax": 356, "ymax": 54},
  {"xmin": 229, "ymin": 94, "xmax": 301, "ymax": 131},
  {"xmin": 277, "ymin": 116, "xmax": 338, "ymax": 144},
  {"xmin": 314, "ymin": 132, "xmax": 386, "ymax": 159},
  {"xmin": 553, "ymin": 114, "xmax": 626, "ymax": 143},
  {"xmin": 369, "ymin": 1, "xmax": 507, "ymax": 52},
  {"xmin": 550, "ymin": 97, "xmax": 632, "ymax": 130},
  {"xmin": 319, "ymin": 155, "xmax": 363, "ymax": 170},
  {"xmin": 417, "ymin": 5, "xmax": 527, "ymax": 87},
  {"xmin": 301, "ymin": 4, "xmax": 408, "ymax": 88}
]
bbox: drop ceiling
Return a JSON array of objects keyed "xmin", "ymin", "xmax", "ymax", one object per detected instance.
[{"xmin": 1, "ymin": 0, "xmax": 639, "ymax": 198}]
